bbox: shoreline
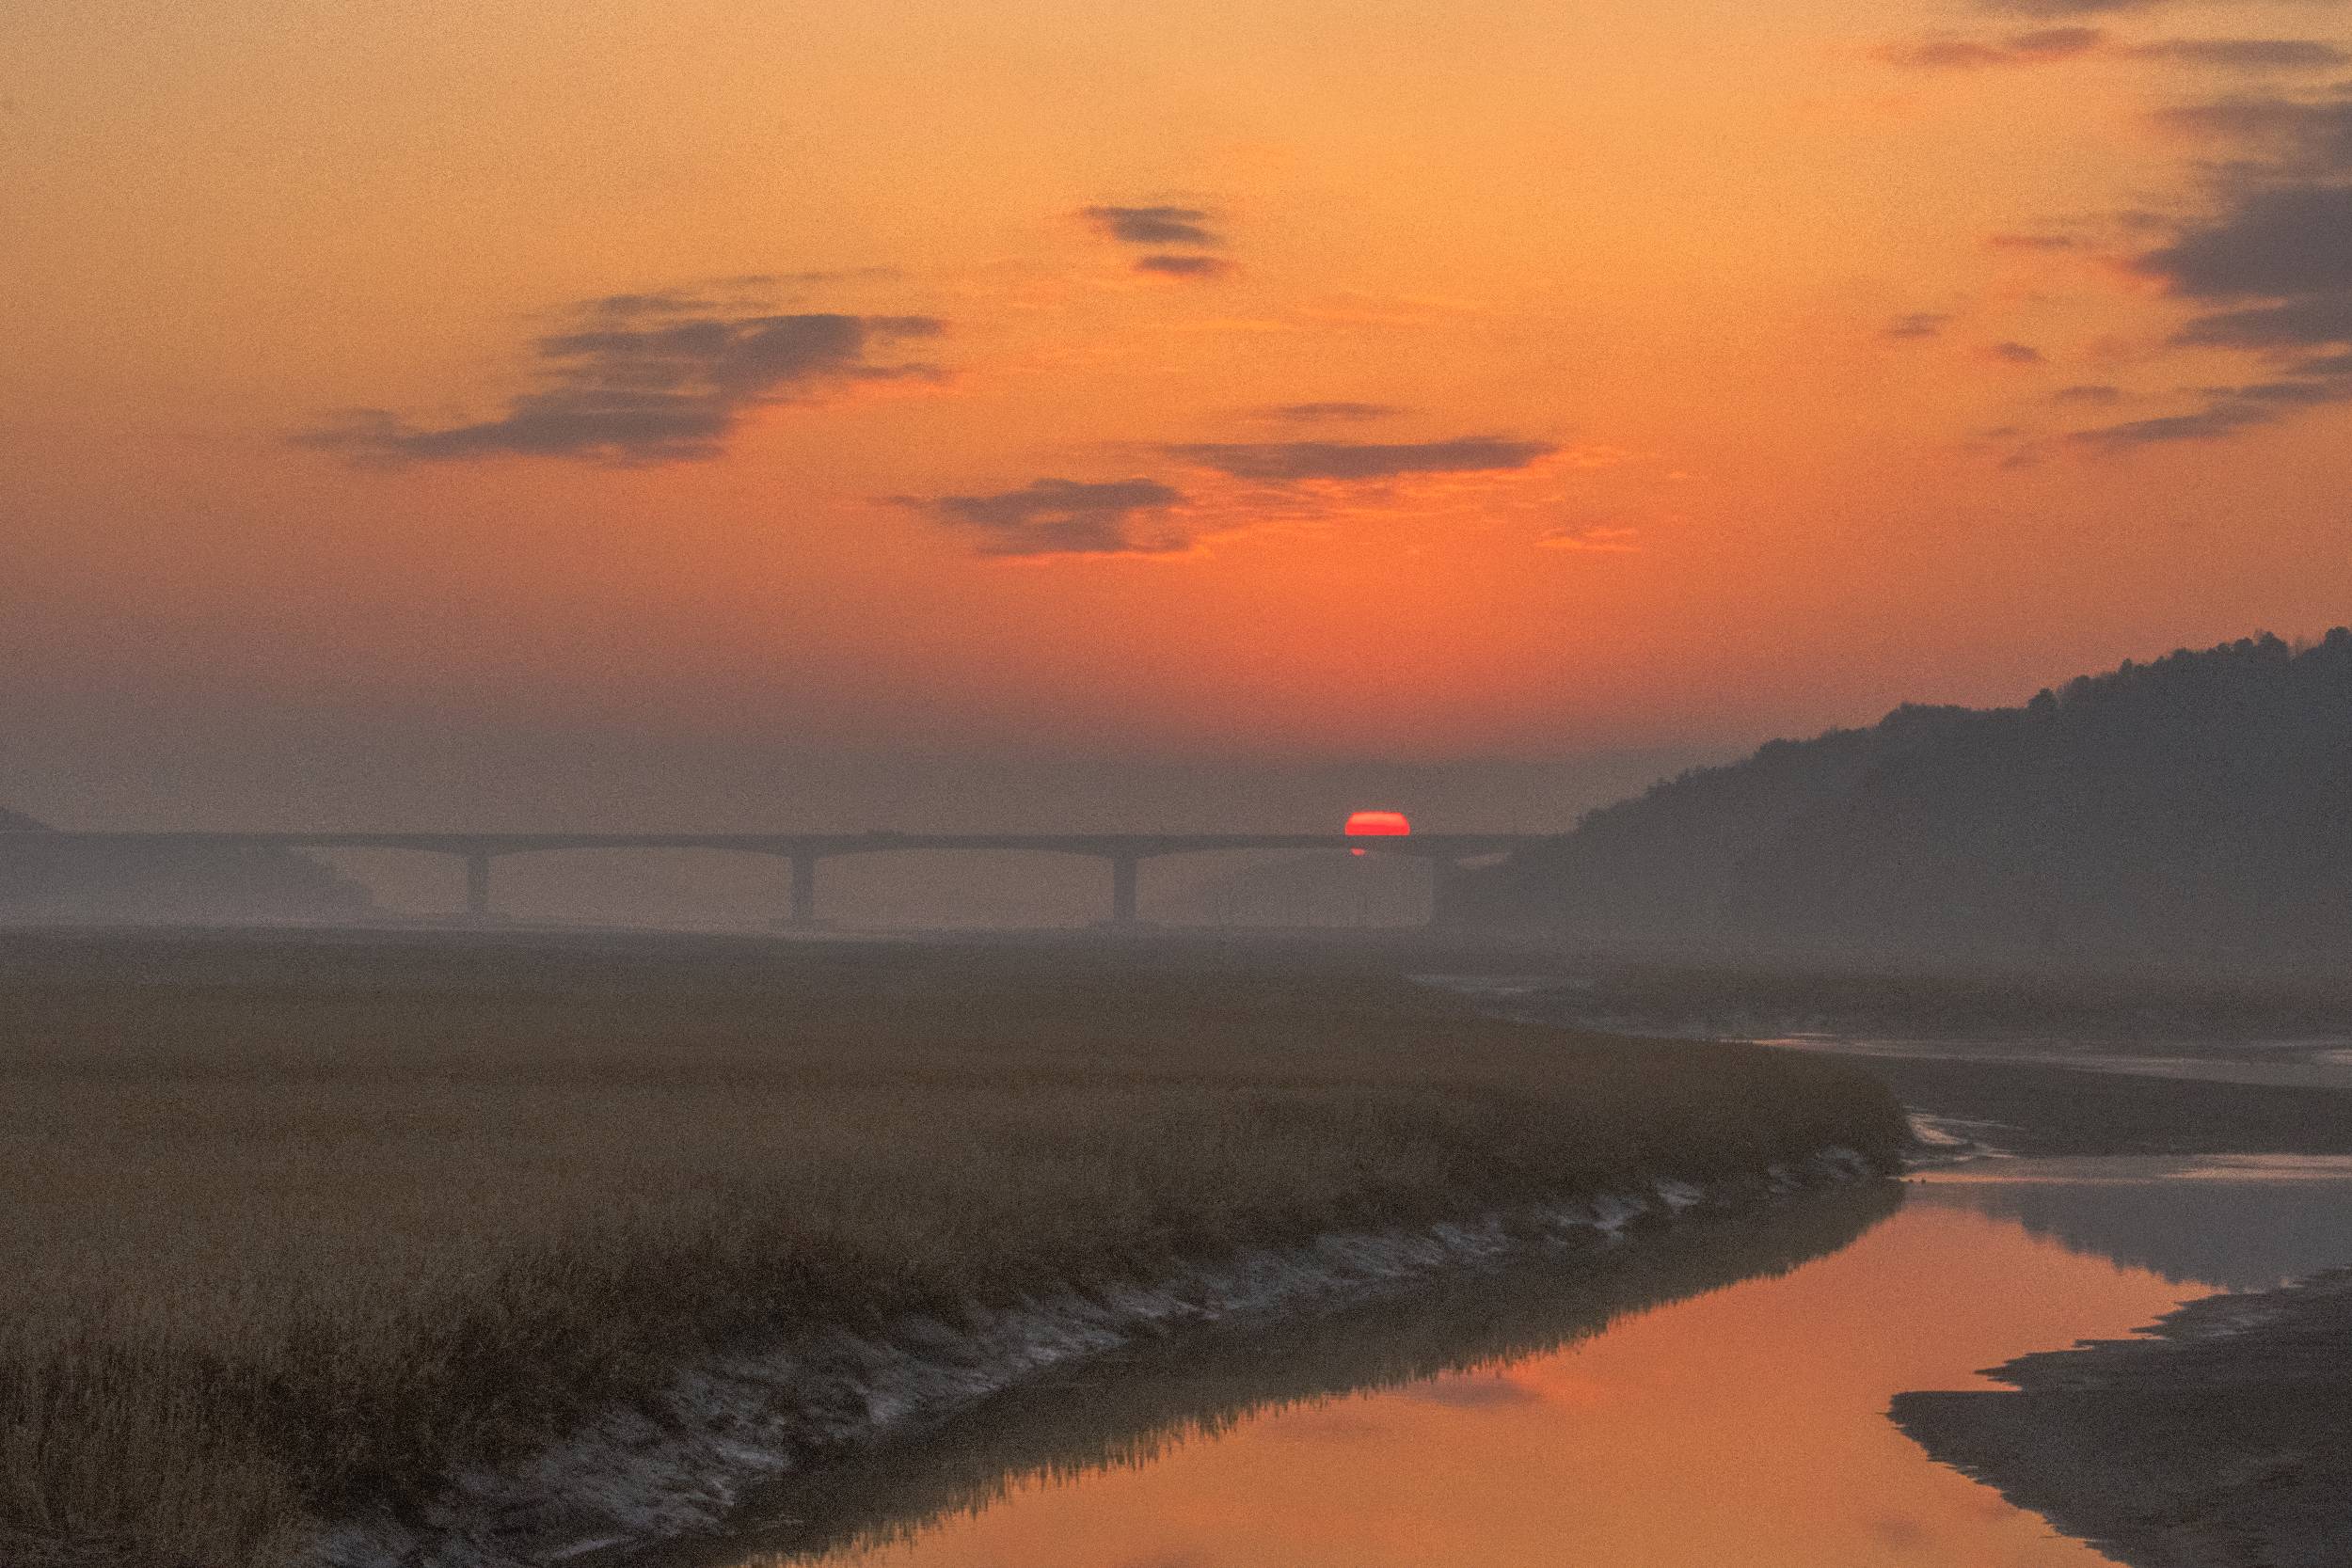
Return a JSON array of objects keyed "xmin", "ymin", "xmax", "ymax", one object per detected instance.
[
  {"xmin": 313, "ymin": 1147, "xmax": 1886, "ymax": 1568},
  {"xmin": 1891, "ymin": 1268, "xmax": 2352, "ymax": 1568}
]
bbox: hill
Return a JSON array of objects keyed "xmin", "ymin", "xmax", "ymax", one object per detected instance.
[
  {"xmin": 0, "ymin": 810, "xmax": 373, "ymax": 925},
  {"xmin": 1459, "ymin": 631, "xmax": 2352, "ymax": 967}
]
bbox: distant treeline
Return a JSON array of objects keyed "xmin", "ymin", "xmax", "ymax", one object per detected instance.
[
  {"xmin": 1461, "ymin": 630, "xmax": 2352, "ymax": 966},
  {"xmin": 0, "ymin": 808, "xmax": 373, "ymax": 924}
]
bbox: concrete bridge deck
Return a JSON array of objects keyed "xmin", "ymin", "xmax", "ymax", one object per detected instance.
[{"xmin": 0, "ymin": 830, "xmax": 1548, "ymax": 927}]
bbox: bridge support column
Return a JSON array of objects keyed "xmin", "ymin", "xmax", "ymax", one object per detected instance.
[
  {"xmin": 787, "ymin": 851, "xmax": 822, "ymax": 927},
  {"xmin": 464, "ymin": 852, "xmax": 493, "ymax": 923},
  {"xmin": 1107, "ymin": 854, "xmax": 1140, "ymax": 926}
]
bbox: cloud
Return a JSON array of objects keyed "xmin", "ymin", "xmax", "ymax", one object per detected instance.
[
  {"xmin": 2172, "ymin": 294, "xmax": 2352, "ymax": 347},
  {"xmin": 2131, "ymin": 38, "xmax": 2350, "ymax": 71},
  {"xmin": 1881, "ymin": 27, "xmax": 2105, "ymax": 70},
  {"xmin": 1254, "ymin": 402, "xmax": 1411, "ymax": 423},
  {"xmin": 2053, "ymin": 383, "xmax": 2124, "ymax": 403},
  {"xmin": 2068, "ymin": 374, "xmax": 2352, "ymax": 447},
  {"xmin": 2055, "ymin": 82, "xmax": 2352, "ymax": 449},
  {"xmin": 1134, "ymin": 253, "xmax": 1238, "ymax": 279},
  {"xmin": 2144, "ymin": 183, "xmax": 2352, "ymax": 299},
  {"xmin": 1990, "ymin": 231, "xmax": 2081, "ymax": 249},
  {"xmin": 1161, "ymin": 436, "xmax": 1558, "ymax": 482},
  {"xmin": 1082, "ymin": 205, "xmax": 1222, "ymax": 247},
  {"xmin": 897, "ymin": 478, "xmax": 1190, "ymax": 557},
  {"xmin": 1977, "ymin": 0, "xmax": 2167, "ymax": 14},
  {"xmin": 1537, "ymin": 524, "xmax": 1642, "ymax": 552},
  {"xmin": 2153, "ymin": 96, "xmax": 2352, "ymax": 174},
  {"xmin": 299, "ymin": 296, "xmax": 943, "ymax": 466},
  {"xmin": 1885, "ymin": 311, "xmax": 1953, "ymax": 339},
  {"xmin": 1986, "ymin": 341, "xmax": 2048, "ymax": 363}
]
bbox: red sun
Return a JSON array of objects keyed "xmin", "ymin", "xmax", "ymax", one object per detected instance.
[{"xmin": 1344, "ymin": 809, "xmax": 1411, "ymax": 855}]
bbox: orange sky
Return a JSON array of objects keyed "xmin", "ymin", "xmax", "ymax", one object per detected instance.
[{"xmin": 6, "ymin": 0, "xmax": 2351, "ymax": 819}]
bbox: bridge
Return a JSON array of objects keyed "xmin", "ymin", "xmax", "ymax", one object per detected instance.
[{"xmin": 0, "ymin": 830, "xmax": 1548, "ymax": 927}]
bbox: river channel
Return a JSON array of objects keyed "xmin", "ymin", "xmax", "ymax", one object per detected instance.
[{"xmin": 679, "ymin": 1154, "xmax": 2352, "ymax": 1568}]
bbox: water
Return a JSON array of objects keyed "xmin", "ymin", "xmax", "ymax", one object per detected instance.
[{"xmin": 696, "ymin": 1159, "xmax": 2352, "ymax": 1568}]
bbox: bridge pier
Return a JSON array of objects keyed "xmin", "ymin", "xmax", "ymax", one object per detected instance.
[
  {"xmin": 786, "ymin": 851, "xmax": 823, "ymax": 927},
  {"xmin": 463, "ymin": 852, "xmax": 493, "ymax": 923},
  {"xmin": 1107, "ymin": 853, "xmax": 1140, "ymax": 926}
]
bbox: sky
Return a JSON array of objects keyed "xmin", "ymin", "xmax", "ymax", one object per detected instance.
[{"xmin": 6, "ymin": 0, "xmax": 2352, "ymax": 832}]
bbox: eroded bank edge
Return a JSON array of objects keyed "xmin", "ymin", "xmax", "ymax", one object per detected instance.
[{"xmin": 316, "ymin": 1146, "xmax": 1890, "ymax": 1568}]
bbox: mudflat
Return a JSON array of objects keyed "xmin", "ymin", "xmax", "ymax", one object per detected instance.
[{"xmin": 1891, "ymin": 1269, "xmax": 2352, "ymax": 1568}]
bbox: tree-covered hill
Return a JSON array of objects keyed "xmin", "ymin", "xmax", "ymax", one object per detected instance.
[
  {"xmin": 1460, "ymin": 631, "xmax": 2352, "ymax": 966},
  {"xmin": 0, "ymin": 809, "xmax": 374, "ymax": 924}
]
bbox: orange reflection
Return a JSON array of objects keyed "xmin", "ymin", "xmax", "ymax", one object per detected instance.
[{"xmin": 813, "ymin": 1205, "xmax": 2186, "ymax": 1568}]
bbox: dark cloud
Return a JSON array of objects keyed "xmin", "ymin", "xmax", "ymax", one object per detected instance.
[
  {"xmin": 1989, "ymin": 232, "xmax": 2080, "ymax": 249},
  {"xmin": 1986, "ymin": 340, "xmax": 2048, "ymax": 363},
  {"xmin": 2053, "ymin": 383, "xmax": 2124, "ymax": 403},
  {"xmin": 2131, "ymin": 39, "xmax": 2351, "ymax": 71},
  {"xmin": 1884, "ymin": 311, "xmax": 1954, "ymax": 339},
  {"xmin": 2144, "ymin": 183, "xmax": 2352, "ymax": 299},
  {"xmin": 1133, "ymin": 253, "xmax": 1238, "ymax": 279},
  {"xmin": 2154, "ymin": 96, "xmax": 2352, "ymax": 173},
  {"xmin": 1082, "ymin": 205, "xmax": 1222, "ymax": 248},
  {"xmin": 1161, "ymin": 436, "xmax": 1558, "ymax": 482},
  {"xmin": 2069, "ymin": 81, "xmax": 2352, "ymax": 448},
  {"xmin": 1255, "ymin": 402, "xmax": 1410, "ymax": 422},
  {"xmin": 2173, "ymin": 294, "xmax": 2352, "ymax": 347},
  {"xmin": 898, "ymin": 478, "xmax": 1189, "ymax": 557},
  {"xmin": 1882, "ymin": 27, "xmax": 2106, "ymax": 69},
  {"xmin": 299, "ymin": 300, "xmax": 943, "ymax": 466}
]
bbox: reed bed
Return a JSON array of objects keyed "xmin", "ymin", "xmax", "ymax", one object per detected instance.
[{"xmin": 0, "ymin": 930, "xmax": 1907, "ymax": 1566}]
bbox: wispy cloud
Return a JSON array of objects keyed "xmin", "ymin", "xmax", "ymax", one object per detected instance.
[
  {"xmin": 299, "ymin": 290, "xmax": 942, "ymax": 466},
  {"xmin": 1160, "ymin": 436, "xmax": 1558, "ymax": 482},
  {"xmin": 2130, "ymin": 38, "xmax": 2349, "ymax": 71},
  {"xmin": 1252, "ymin": 402, "xmax": 1412, "ymax": 423},
  {"xmin": 1081, "ymin": 205, "xmax": 1223, "ymax": 247},
  {"xmin": 1134, "ymin": 254, "xmax": 1239, "ymax": 279},
  {"xmin": 2068, "ymin": 376, "xmax": 2352, "ymax": 448},
  {"xmin": 1883, "ymin": 27, "xmax": 2345, "ymax": 73},
  {"xmin": 1537, "ymin": 524, "xmax": 1642, "ymax": 553},
  {"xmin": 1978, "ymin": 0, "xmax": 2183, "ymax": 15},
  {"xmin": 895, "ymin": 478, "xmax": 1191, "ymax": 557},
  {"xmin": 1885, "ymin": 311, "xmax": 1955, "ymax": 340},
  {"xmin": 1985, "ymin": 341, "xmax": 2047, "ymax": 364},
  {"xmin": 1082, "ymin": 203, "xmax": 1236, "ymax": 281},
  {"xmin": 1880, "ymin": 27, "xmax": 2105, "ymax": 71}
]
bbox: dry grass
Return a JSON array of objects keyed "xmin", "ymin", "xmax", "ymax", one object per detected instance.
[{"xmin": 0, "ymin": 929, "xmax": 1906, "ymax": 1567}]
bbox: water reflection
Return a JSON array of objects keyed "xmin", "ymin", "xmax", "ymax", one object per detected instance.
[
  {"xmin": 663, "ymin": 1162, "xmax": 2351, "ymax": 1568},
  {"xmin": 647, "ymin": 1185, "xmax": 1899, "ymax": 1567}
]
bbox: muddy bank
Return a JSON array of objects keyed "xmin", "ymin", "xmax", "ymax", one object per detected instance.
[
  {"xmin": 313, "ymin": 1150, "xmax": 1886, "ymax": 1568},
  {"xmin": 1853, "ymin": 1053, "xmax": 2352, "ymax": 1156},
  {"xmin": 1890, "ymin": 1269, "xmax": 2352, "ymax": 1568}
]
